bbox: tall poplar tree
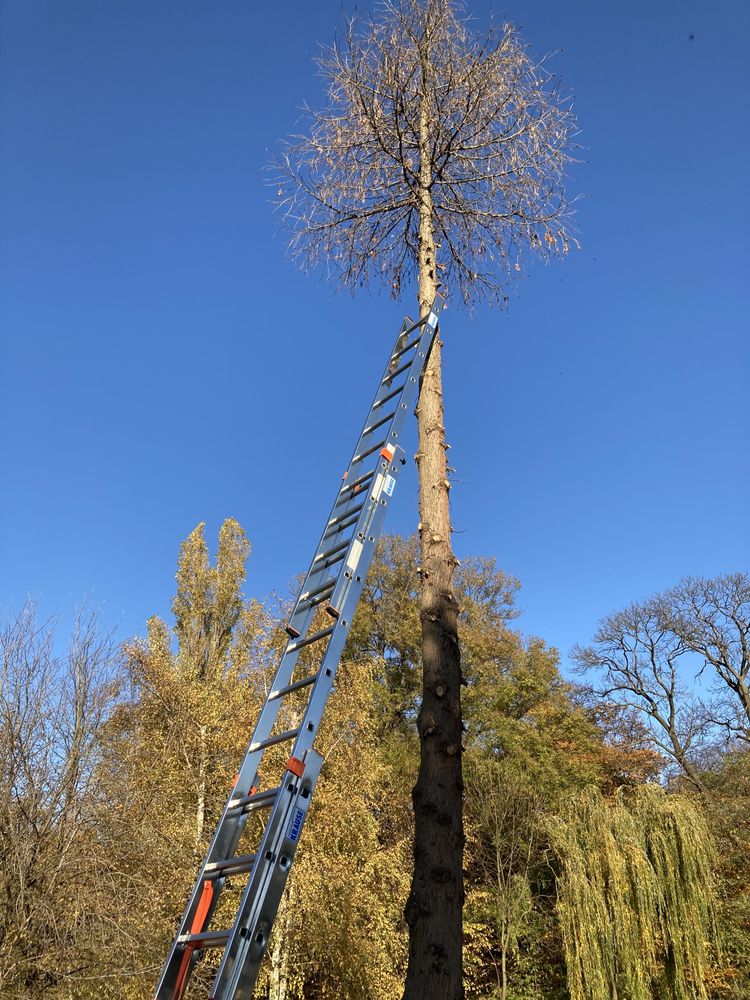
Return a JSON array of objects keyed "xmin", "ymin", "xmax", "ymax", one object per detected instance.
[{"xmin": 277, "ymin": 3, "xmax": 577, "ymax": 996}]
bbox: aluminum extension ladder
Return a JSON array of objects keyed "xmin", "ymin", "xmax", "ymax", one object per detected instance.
[{"xmin": 155, "ymin": 295, "xmax": 443, "ymax": 999}]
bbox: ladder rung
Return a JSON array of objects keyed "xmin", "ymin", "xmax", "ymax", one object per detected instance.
[
  {"xmin": 306, "ymin": 590, "xmax": 336, "ymax": 611},
  {"xmin": 373, "ymin": 382, "xmax": 407, "ymax": 410},
  {"xmin": 382, "ymin": 359, "xmax": 411, "ymax": 383},
  {"xmin": 287, "ymin": 626, "xmax": 334, "ymax": 653},
  {"xmin": 362, "ymin": 409, "xmax": 397, "ymax": 437},
  {"xmin": 178, "ymin": 929, "xmax": 230, "ymax": 949},
  {"xmin": 269, "ymin": 672, "xmax": 318, "ymax": 701},
  {"xmin": 324, "ymin": 511, "xmax": 360, "ymax": 538},
  {"xmin": 229, "ymin": 785, "xmax": 281, "ymax": 810},
  {"xmin": 205, "ymin": 853, "xmax": 257, "ymax": 877},
  {"xmin": 353, "ymin": 439, "xmax": 387, "ymax": 464},
  {"xmin": 249, "ymin": 728, "xmax": 301, "ymax": 753},
  {"xmin": 338, "ymin": 470, "xmax": 374, "ymax": 501},
  {"xmin": 390, "ymin": 334, "xmax": 421, "ymax": 362},
  {"xmin": 327, "ymin": 501, "xmax": 365, "ymax": 528},
  {"xmin": 314, "ymin": 539, "xmax": 350, "ymax": 564},
  {"xmin": 299, "ymin": 578, "xmax": 336, "ymax": 603}
]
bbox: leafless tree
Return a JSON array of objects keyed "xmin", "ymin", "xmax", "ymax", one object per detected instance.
[
  {"xmin": 276, "ymin": 3, "xmax": 577, "ymax": 997},
  {"xmin": 0, "ymin": 601, "xmax": 119, "ymax": 997},
  {"xmin": 574, "ymin": 573, "xmax": 750, "ymax": 792},
  {"xmin": 665, "ymin": 573, "xmax": 750, "ymax": 740},
  {"xmin": 573, "ymin": 603, "xmax": 708, "ymax": 792}
]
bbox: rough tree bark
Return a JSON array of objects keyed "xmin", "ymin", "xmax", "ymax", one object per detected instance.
[
  {"xmin": 276, "ymin": 4, "xmax": 577, "ymax": 994},
  {"xmin": 403, "ymin": 36, "xmax": 464, "ymax": 999}
]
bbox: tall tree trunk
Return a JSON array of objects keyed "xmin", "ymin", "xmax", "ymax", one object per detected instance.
[{"xmin": 403, "ymin": 32, "xmax": 464, "ymax": 1000}]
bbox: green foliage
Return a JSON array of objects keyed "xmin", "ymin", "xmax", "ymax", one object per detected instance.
[
  {"xmin": 550, "ymin": 785, "xmax": 717, "ymax": 1000},
  {"xmin": 2, "ymin": 528, "xmax": 736, "ymax": 999}
]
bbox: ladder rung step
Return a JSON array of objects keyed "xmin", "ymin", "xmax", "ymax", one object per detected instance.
[
  {"xmin": 324, "ymin": 511, "xmax": 360, "ymax": 538},
  {"xmin": 299, "ymin": 578, "xmax": 336, "ymax": 603},
  {"xmin": 327, "ymin": 501, "xmax": 365, "ymax": 528},
  {"xmin": 338, "ymin": 470, "xmax": 374, "ymax": 501},
  {"xmin": 382, "ymin": 359, "xmax": 411, "ymax": 383},
  {"xmin": 269, "ymin": 672, "xmax": 318, "ymax": 701},
  {"xmin": 390, "ymin": 334, "xmax": 421, "ymax": 362},
  {"xmin": 306, "ymin": 589, "xmax": 336, "ymax": 611},
  {"xmin": 205, "ymin": 853, "xmax": 257, "ymax": 876},
  {"xmin": 249, "ymin": 727, "xmax": 301, "ymax": 753},
  {"xmin": 362, "ymin": 409, "xmax": 397, "ymax": 437},
  {"xmin": 229, "ymin": 785, "xmax": 281, "ymax": 810},
  {"xmin": 319, "ymin": 550, "xmax": 346, "ymax": 570},
  {"xmin": 353, "ymin": 439, "xmax": 387, "ymax": 464},
  {"xmin": 402, "ymin": 312, "xmax": 428, "ymax": 337},
  {"xmin": 287, "ymin": 626, "xmax": 334, "ymax": 653},
  {"xmin": 373, "ymin": 382, "xmax": 407, "ymax": 410},
  {"xmin": 178, "ymin": 929, "xmax": 230, "ymax": 949},
  {"xmin": 314, "ymin": 539, "xmax": 350, "ymax": 564}
]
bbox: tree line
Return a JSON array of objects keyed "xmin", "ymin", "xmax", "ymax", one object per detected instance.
[{"xmin": 1, "ymin": 519, "xmax": 746, "ymax": 1000}]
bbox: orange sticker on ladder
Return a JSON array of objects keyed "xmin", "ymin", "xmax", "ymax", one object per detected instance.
[
  {"xmin": 380, "ymin": 444, "xmax": 396, "ymax": 462},
  {"xmin": 286, "ymin": 756, "xmax": 305, "ymax": 778}
]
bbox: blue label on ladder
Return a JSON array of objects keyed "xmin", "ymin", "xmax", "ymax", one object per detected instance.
[
  {"xmin": 384, "ymin": 475, "xmax": 396, "ymax": 497},
  {"xmin": 287, "ymin": 807, "xmax": 305, "ymax": 844}
]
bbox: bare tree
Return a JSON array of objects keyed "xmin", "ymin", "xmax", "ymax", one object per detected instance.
[
  {"xmin": 0, "ymin": 601, "xmax": 119, "ymax": 997},
  {"xmin": 575, "ymin": 572, "xmax": 750, "ymax": 792},
  {"xmin": 276, "ymin": 3, "xmax": 577, "ymax": 997},
  {"xmin": 573, "ymin": 603, "xmax": 708, "ymax": 792},
  {"xmin": 665, "ymin": 573, "xmax": 750, "ymax": 740}
]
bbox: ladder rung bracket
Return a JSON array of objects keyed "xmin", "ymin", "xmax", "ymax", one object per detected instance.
[
  {"xmin": 287, "ymin": 626, "xmax": 334, "ymax": 653},
  {"xmin": 268, "ymin": 672, "xmax": 318, "ymax": 701}
]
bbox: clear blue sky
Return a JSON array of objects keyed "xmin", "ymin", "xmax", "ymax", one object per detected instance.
[{"xmin": 1, "ymin": 0, "xmax": 748, "ymax": 670}]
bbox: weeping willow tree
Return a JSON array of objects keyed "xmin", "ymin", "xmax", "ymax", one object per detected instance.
[{"xmin": 549, "ymin": 786, "xmax": 717, "ymax": 1000}]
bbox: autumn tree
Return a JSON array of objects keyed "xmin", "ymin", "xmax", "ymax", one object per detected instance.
[
  {"xmin": 549, "ymin": 785, "xmax": 717, "ymax": 1000},
  {"xmin": 574, "ymin": 572, "xmax": 750, "ymax": 790},
  {"xmin": 277, "ymin": 3, "xmax": 577, "ymax": 995},
  {"xmin": 0, "ymin": 602, "xmax": 119, "ymax": 998},
  {"xmin": 96, "ymin": 520, "xmax": 272, "ymax": 997}
]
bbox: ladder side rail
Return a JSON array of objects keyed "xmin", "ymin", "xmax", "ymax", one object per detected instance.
[
  {"xmin": 154, "ymin": 298, "xmax": 442, "ymax": 1000},
  {"xmin": 283, "ymin": 320, "xmax": 411, "ymax": 634},
  {"xmin": 325, "ymin": 304, "xmax": 440, "ymax": 618},
  {"xmin": 211, "ymin": 303, "xmax": 442, "ymax": 1000},
  {"xmin": 211, "ymin": 422, "xmax": 417, "ymax": 999},
  {"xmin": 287, "ymin": 305, "xmax": 441, "ymax": 639},
  {"xmin": 154, "ymin": 637, "xmax": 314, "ymax": 998},
  {"xmin": 210, "ymin": 752, "xmax": 324, "ymax": 1000},
  {"xmin": 154, "ymin": 314, "xmax": 422, "ymax": 999}
]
